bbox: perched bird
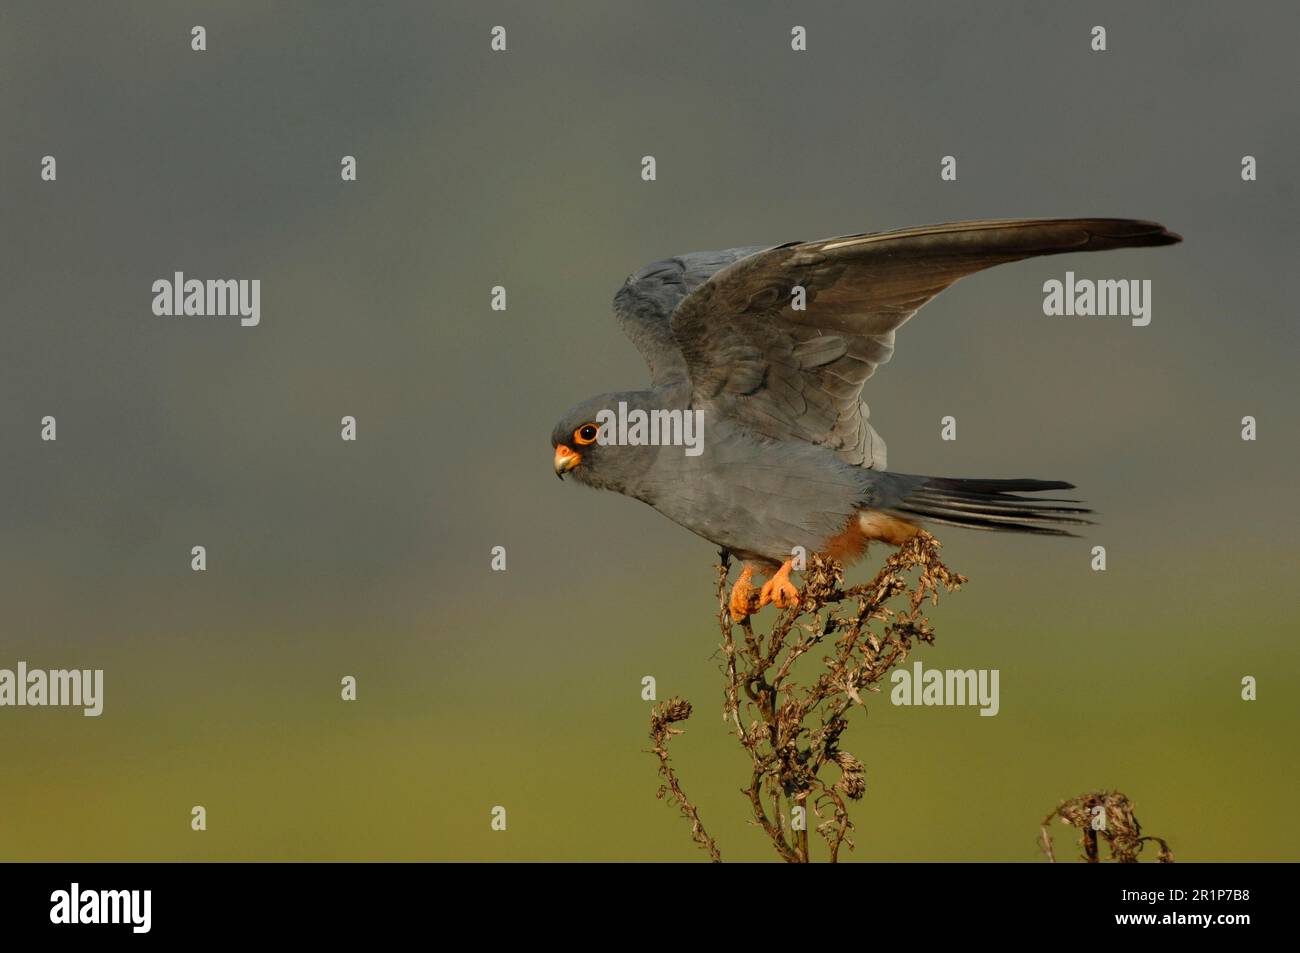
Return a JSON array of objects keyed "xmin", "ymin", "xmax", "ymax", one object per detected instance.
[{"xmin": 551, "ymin": 218, "xmax": 1181, "ymax": 622}]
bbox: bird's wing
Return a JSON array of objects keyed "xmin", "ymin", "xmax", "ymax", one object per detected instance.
[
  {"xmin": 668, "ymin": 218, "xmax": 1181, "ymax": 468},
  {"xmin": 613, "ymin": 246, "xmax": 768, "ymax": 387}
]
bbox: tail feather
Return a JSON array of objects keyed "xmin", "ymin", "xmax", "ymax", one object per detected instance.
[
  {"xmin": 889, "ymin": 476, "xmax": 1093, "ymax": 538},
  {"xmin": 923, "ymin": 477, "xmax": 1075, "ymax": 495}
]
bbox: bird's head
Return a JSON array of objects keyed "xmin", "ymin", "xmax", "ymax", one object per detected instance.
[{"xmin": 550, "ymin": 391, "xmax": 656, "ymax": 493}]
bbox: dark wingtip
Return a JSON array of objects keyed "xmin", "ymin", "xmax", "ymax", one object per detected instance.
[
  {"xmin": 1149, "ymin": 224, "xmax": 1183, "ymax": 245},
  {"xmin": 1096, "ymin": 218, "xmax": 1183, "ymax": 247}
]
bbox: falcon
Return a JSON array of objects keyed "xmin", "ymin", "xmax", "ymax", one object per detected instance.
[{"xmin": 550, "ymin": 218, "xmax": 1181, "ymax": 622}]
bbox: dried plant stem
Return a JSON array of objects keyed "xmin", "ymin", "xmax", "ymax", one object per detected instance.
[
  {"xmin": 1039, "ymin": 791, "xmax": 1174, "ymax": 863},
  {"xmin": 648, "ymin": 697, "xmax": 722, "ymax": 862},
  {"xmin": 710, "ymin": 533, "xmax": 964, "ymax": 862},
  {"xmin": 649, "ymin": 542, "xmax": 1175, "ymax": 866}
]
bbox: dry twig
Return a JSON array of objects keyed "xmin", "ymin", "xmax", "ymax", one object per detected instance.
[
  {"xmin": 648, "ymin": 697, "xmax": 722, "ymax": 862},
  {"xmin": 1040, "ymin": 790, "xmax": 1174, "ymax": 863},
  {"xmin": 648, "ymin": 533, "xmax": 1174, "ymax": 864},
  {"xmin": 713, "ymin": 533, "xmax": 964, "ymax": 862}
]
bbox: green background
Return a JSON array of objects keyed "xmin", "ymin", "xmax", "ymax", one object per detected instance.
[{"xmin": 1, "ymin": 1, "xmax": 1296, "ymax": 861}]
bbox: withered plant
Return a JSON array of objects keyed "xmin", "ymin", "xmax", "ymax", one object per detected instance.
[
  {"xmin": 650, "ymin": 531, "xmax": 964, "ymax": 862},
  {"xmin": 648, "ymin": 534, "xmax": 1175, "ymax": 864},
  {"xmin": 1039, "ymin": 790, "xmax": 1174, "ymax": 863}
]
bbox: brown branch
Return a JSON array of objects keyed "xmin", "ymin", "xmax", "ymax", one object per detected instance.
[
  {"xmin": 647, "ymin": 698, "xmax": 721, "ymax": 862},
  {"xmin": 1039, "ymin": 790, "xmax": 1174, "ymax": 863},
  {"xmin": 649, "ymin": 532, "xmax": 969, "ymax": 862},
  {"xmin": 716, "ymin": 532, "xmax": 963, "ymax": 862},
  {"xmin": 652, "ymin": 538, "xmax": 1175, "ymax": 865}
]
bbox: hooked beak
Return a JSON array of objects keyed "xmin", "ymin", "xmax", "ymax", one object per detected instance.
[{"xmin": 553, "ymin": 444, "xmax": 580, "ymax": 479}]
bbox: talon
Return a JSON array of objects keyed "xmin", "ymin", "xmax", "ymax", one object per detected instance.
[
  {"xmin": 759, "ymin": 558, "xmax": 799, "ymax": 610},
  {"xmin": 729, "ymin": 564, "xmax": 760, "ymax": 623}
]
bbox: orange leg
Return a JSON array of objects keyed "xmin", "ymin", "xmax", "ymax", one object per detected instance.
[
  {"xmin": 759, "ymin": 558, "xmax": 800, "ymax": 610},
  {"xmin": 728, "ymin": 563, "xmax": 760, "ymax": 623}
]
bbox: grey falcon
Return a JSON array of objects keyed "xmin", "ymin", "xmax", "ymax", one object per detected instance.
[{"xmin": 550, "ymin": 218, "xmax": 1181, "ymax": 622}]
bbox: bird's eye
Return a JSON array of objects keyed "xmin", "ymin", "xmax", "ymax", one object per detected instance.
[{"xmin": 574, "ymin": 423, "xmax": 600, "ymax": 446}]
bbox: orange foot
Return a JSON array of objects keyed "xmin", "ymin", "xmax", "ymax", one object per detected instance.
[
  {"xmin": 729, "ymin": 564, "xmax": 761, "ymax": 623},
  {"xmin": 759, "ymin": 558, "xmax": 799, "ymax": 611}
]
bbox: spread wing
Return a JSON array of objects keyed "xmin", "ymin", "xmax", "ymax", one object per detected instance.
[
  {"xmin": 666, "ymin": 218, "xmax": 1181, "ymax": 469},
  {"xmin": 613, "ymin": 246, "xmax": 767, "ymax": 387}
]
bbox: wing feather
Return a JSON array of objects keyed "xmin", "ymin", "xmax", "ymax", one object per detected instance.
[
  {"xmin": 668, "ymin": 218, "xmax": 1180, "ymax": 468},
  {"xmin": 612, "ymin": 246, "xmax": 768, "ymax": 386}
]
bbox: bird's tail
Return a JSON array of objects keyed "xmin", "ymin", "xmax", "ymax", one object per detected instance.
[{"xmin": 886, "ymin": 476, "xmax": 1093, "ymax": 537}]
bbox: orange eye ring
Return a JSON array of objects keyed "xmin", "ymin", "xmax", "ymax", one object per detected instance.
[{"xmin": 573, "ymin": 423, "xmax": 600, "ymax": 446}]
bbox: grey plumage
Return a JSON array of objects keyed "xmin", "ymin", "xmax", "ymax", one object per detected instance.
[{"xmin": 552, "ymin": 218, "xmax": 1180, "ymax": 569}]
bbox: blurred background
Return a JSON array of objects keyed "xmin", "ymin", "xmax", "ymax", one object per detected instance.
[{"xmin": 0, "ymin": 1, "xmax": 1296, "ymax": 861}]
